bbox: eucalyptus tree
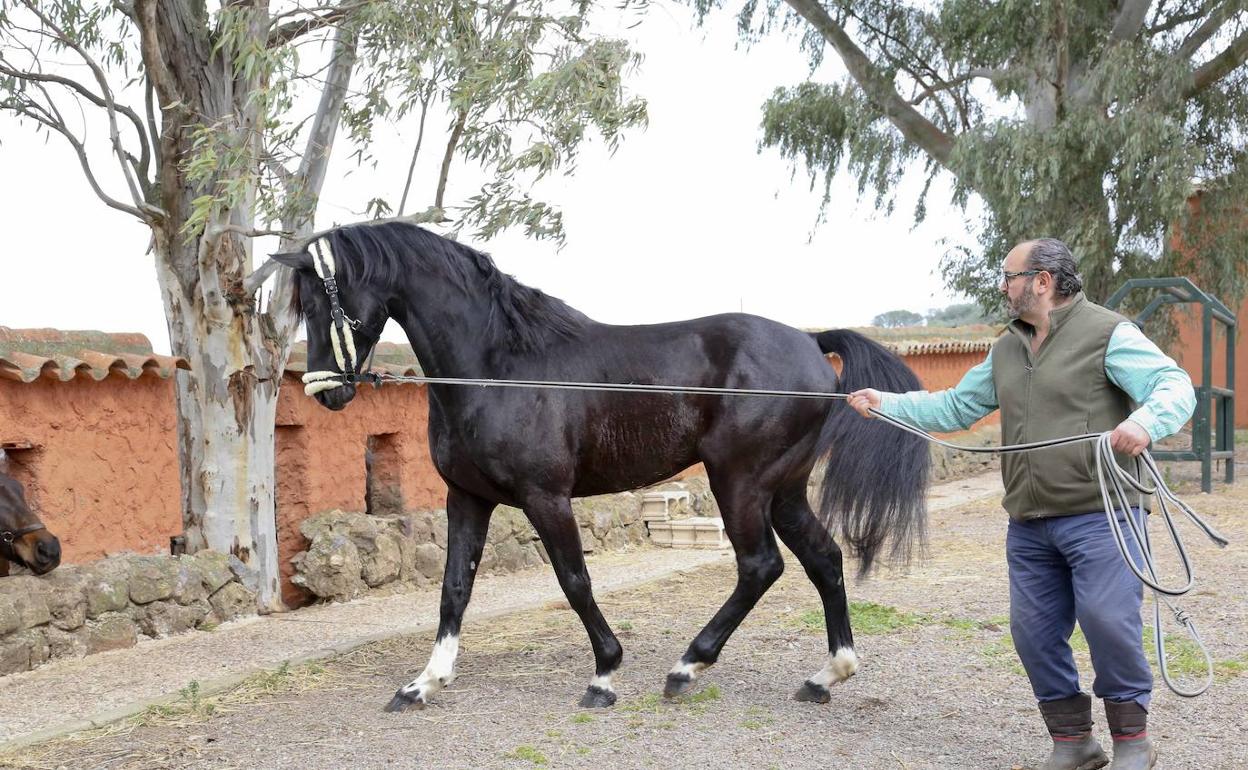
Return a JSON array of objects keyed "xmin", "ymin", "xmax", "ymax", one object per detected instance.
[
  {"xmin": 0, "ymin": 0, "xmax": 645, "ymax": 608},
  {"xmin": 700, "ymin": 0, "xmax": 1248, "ymax": 313}
]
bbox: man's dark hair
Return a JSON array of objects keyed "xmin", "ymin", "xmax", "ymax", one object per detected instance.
[{"xmin": 1026, "ymin": 238, "xmax": 1083, "ymax": 297}]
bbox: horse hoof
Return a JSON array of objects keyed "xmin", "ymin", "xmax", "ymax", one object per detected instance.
[
  {"xmin": 383, "ymin": 689, "xmax": 426, "ymax": 713},
  {"xmin": 794, "ymin": 680, "xmax": 831, "ymax": 704},
  {"xmin": 578, "ymin": 685, "xmax": 617, "ymax": 708},
  {"xmin": 663, "ymin": 673, "xmax": 696, "ymax": 699}
]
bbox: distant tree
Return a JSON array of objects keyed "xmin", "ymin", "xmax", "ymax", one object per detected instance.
[
  {"xmin": 871, "ymin": 309, "xmax": 925, "ymax": 327},
  {"xmin": 925, "ymin": 302, "xmax": 997, "ymax": 327}
]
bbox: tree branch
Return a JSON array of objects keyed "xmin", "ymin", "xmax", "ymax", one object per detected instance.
[
  {"xmin": 910, "ymin": 68, "xmax": 1010, "ymax": 105},
  {"xmin": 133, "ymin": 0, "xmax": 185, "ymax": 109},
  {"xmin": 1185, "ymin": 26, "xmax": 1248, "ymax": 95},
  {"xmin": 267, "ymin": 1, "xmax": 369, "ymax": 48},
  {"xmin": 290, "ymin": 20, "xmax": 358, "ymax": 226},
  {"xmin": 5, "ymin": 99, "xmax": 147, "ymax": 220},
  {"xmin": 436, "ymin": 109, "xmax": 470, "ymax": 209},
  {"xmin": 144, "ymin": 77, "xmax": 161, "ymax": 177},
  {"xmin": 243, "ymin": 258, "xmax": 286, "ymax": 295},
  {"xmin": 783, "ymin": 0, "xmax": 955, "ymax": 165},
  {"xmin": 1109, "ymin": 0, "xmax": 1155, "ymax": 43},
  {"xmin": 0, "ymin": 58, "xmax": 154, "ymax": 189},
  {"xmin": 20, "ymin": 1, "xmax": 153, "ymax": 214},
  {"xmin": 111, "ymin": 0, "xmax": 136, "ymax": 22},
  {"xmin": 849, "ymin": 10, "xmax": 959, "ymax": 129},
  {"xmin": 289, "ymin": 211, "xmax": 453, "ymax": 252},
  {"xmin": 1178, "ymin": 1, "xmax": 1241, "ymax": 58},
  {"xmin": 1147, "ymin": 2, "xmax": 1214, "ymax": 36},
  {"xmin": 398, "ymin": 84, "xmax": 435, "ymax": 216}
]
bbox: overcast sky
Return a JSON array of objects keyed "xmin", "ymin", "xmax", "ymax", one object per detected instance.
[{"xmin": 0, "ymin": 3, "xmax": 977, "ymax": 355}]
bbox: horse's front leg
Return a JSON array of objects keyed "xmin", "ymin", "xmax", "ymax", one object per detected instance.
[
  {"xmin": 524, "ymin": 493, "xmax": 623, "ymax": 707},
  {"xmin": 385, "ymin": 488, "xmax": 495, "ymax": 712}
]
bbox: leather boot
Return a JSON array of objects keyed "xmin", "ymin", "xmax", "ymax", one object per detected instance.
[
  {"xmin": 1033, "ymin": 693, "xmax": 1109, "ymax": 770},
  {"xmin": 1104, "ymin": 699, "xmax": 1158, "ymax": 769}
]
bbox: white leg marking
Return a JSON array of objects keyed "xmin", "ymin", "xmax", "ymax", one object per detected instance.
[
  {"xmin": 669, "ymin": 660, "xmax": 708, "ymax": 679},
  {"xmin": 809, "ymin": 647, "xmax": 859, "ymax": 687},
  {"xmin": 590, "ymin": 673, "xmax": 615, "ymax": 693},
  {"xmin": 402, "ymin": 634, "xmax": 460, "ymax": 697}
]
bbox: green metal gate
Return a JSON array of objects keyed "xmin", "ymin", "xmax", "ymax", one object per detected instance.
[{"xmin": 1105, "ymin": 278, "xmax": 1235, "ymax": 492}]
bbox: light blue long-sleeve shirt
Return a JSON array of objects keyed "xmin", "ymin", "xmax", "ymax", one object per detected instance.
[{"xmin": 878, "ymin": 323, "xmax": 1196, "ymax": 442}]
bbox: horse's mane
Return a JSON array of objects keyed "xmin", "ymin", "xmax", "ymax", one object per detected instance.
[{"xmin": 306, "ymin": 221, "xmax": 586, "ymax": 352}]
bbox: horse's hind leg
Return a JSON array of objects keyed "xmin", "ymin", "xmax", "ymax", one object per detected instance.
[
  {"xmin": 523, "ymin": 493, "xmax": 623, "ymax": 707},
  {"xmin": 385, "ymin": 488, "xmax": 495, "ymax": 712},
  {"xmin": 664, "ymin": 469, "xmax": 784, "ymax": 698},
  {"xmin": 770, "ymin": 480, "xmax": 858, "ymax": 703}
]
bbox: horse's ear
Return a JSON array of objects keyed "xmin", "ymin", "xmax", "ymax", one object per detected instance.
[{"xmin": 270, "ymin": 250, "xmax": 315, "ymax": 271}]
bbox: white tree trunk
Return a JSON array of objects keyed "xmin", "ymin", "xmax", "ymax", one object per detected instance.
[{"xmin": 157, "ymin": 246, "xmax": 283, "ymax": 612}]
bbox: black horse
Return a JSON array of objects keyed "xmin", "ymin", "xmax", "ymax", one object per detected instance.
[
  {"xmin": 273, "ymin": 221, "xmax": 928, "ymax": 711},
  {"xmin": 0, "ymin": 465, "xmax": 61, "ymax": 576}
]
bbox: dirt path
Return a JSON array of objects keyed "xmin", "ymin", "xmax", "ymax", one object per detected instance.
[{"xmin": 3, "ymin": 470, "xmax": 1244, "ymax": 770}]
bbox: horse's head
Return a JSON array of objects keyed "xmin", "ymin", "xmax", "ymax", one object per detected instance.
[
  {"xmin": 0, "ymin": 471, "xmax": 60, "ymax": 575},
  {"xmin": 272, "ymin": 237, "xmax": 391, "ymax": 411}
]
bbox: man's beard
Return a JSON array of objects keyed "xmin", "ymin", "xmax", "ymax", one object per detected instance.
[{"xmin": 1007, "ymin": 280, "xmax": 1037, "ymax": 319}]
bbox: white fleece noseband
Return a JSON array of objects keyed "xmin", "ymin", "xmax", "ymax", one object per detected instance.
[{"xmin": 300, "ymin": 239, "xmax": 366, "ymax": 396}]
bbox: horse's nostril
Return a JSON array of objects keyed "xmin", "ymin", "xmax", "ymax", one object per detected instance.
[{"xmin": 38, "ymin": 538, "xmax": 61, "ymax": 560}]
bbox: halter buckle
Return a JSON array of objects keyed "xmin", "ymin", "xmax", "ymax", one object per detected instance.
[{"xmin": 1, "ymin": 523, "xmax": 44, "ymax": 543}]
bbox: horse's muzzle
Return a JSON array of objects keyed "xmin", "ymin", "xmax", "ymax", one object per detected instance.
[
  {"xmin": 314, "ymin": 382, "xmax": 357, "ymax": 411},
  {"xmin": 9, "ymin": 531, "xmax": 61, "ymax": 574}
]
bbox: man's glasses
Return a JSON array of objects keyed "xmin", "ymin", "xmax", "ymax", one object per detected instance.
[{"xmin": 1002, "ymin": 269, "xmax": 1041, "ymax": 284}]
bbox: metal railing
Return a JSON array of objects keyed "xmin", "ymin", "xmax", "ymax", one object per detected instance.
[{"xmin": 1106, "ymin": 278, "xmax": 1236, "ymax": 492}]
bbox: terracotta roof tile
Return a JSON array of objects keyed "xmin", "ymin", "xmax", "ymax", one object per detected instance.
[
  {"xmin": 0, "ymin": 327, "xmax": 189, "ymax": 384},
  {"xmin": 804, "ymin": 325, "xmax": 1001, "ymax": 356},
  {"xmin": 885, "ymin": 339, "xmax": 996, "ymax": 356},
  {"xmin": 838, "ymin": 325, "xmax": 1002, "ymax": 356}
]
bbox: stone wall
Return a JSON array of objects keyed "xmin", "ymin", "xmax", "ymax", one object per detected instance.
[
  {"xmin": 292, "ymin": 490, "xmax": 664, "ymax": 602},
  {"xmin": 0, "ymin": 551, "xmax": 258, "ymax": 677},
  {"xmin": 928, "ymin": 425, "xmax": 1002, "ymax": 483}
]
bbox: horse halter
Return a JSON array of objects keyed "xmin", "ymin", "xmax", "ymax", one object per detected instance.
[
  {"xmin": 1, "ymin": 522, "xmax": 45, "ymax": 548},
  {"xmin": 300, "ymin": 239, "xmax": 380, "ymax": 397}
]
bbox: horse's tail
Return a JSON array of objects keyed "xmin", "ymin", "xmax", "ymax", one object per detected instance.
[{"xmin": 810, "ymin": 329, "xmax": 930, "ymax": 577}]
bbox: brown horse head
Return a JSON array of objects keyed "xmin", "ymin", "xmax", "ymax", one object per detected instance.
[{"xmin": 0, "ymin": 471, "xmax": 60, "ymax": 575}]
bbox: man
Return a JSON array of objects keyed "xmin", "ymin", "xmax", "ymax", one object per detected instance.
[{"xmin": 848, "ymin": 239, "xmax": 1194, "ymax": 770}]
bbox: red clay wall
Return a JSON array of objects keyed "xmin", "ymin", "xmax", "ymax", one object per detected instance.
[
  {"xmin": 275, "ymin": 375, "xmax": 447, "ymax": 606},
  {"xmin": 0, "ymin": 375, "xmax": 182, "ymax": 564},
  {"xmin": 900, "ymin": 350, "xmax": 1000, "ymax": 436}
]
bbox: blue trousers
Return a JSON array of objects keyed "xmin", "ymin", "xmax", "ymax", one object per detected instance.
[{"xmin": 1007, "ymin": 509, "xmax": 1152, "ymax": 709}]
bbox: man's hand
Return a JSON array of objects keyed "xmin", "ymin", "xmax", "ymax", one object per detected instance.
[
  {"xmin": 847, "ymin": 388, "xmax": 882, "ymax": 419},
  {"xmin": 1110, "ymin": 419, "xmax": 1151, "ymax": 456}
]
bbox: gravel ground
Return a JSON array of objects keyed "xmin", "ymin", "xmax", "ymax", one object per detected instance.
[
  {"xmin": 2, "ymin": 461, "xmax": 1243, "ymax": 770},
  {"xmin": 0, "ymin": 548, "xmax": 728, "ymax": 747}
]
